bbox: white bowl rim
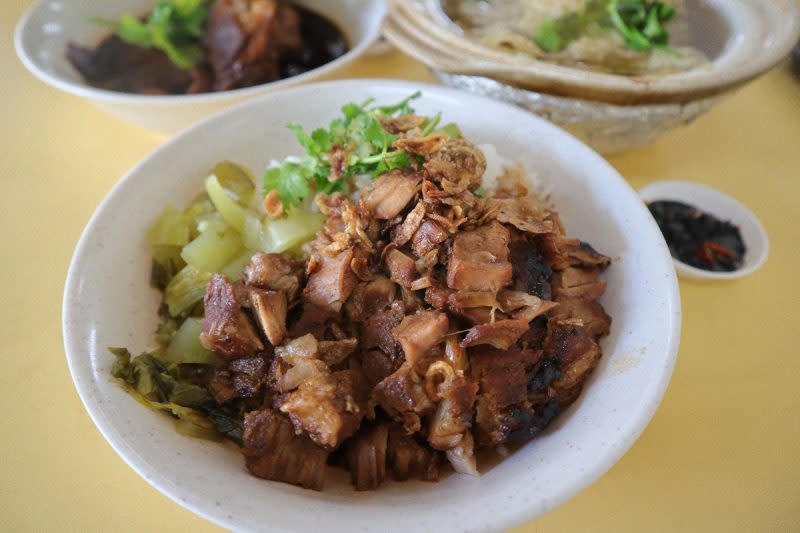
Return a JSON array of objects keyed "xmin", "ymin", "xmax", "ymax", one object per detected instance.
[
  {"xmin": 14, "ymin": 0, "xmax": 386, "ymax": 106},
  {"xmin": 62, "ymin": 79, "xmax": 682, "ymax": 532},
  {"xmin": 639, "ymin": 180, "xmax": 769, "ymax": 281},
  {"xmin": 386, "ymin": 0, "xmax": 800, "ymax": 103}
]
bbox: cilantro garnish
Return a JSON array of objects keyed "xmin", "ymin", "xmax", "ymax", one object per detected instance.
[
  {"xmin": 90, "ymin": 0, "xmax": 211, "ymax": 69},
  {"xmin": 264, "ymin": 91, "xmax": 450, "ymax": 210},
  {"xmin": 533, "ymin": 0, "xmax": 676, "ymax": 54}
]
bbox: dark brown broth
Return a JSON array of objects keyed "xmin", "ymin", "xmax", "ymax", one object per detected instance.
[
  {"xmin": 281, "ymin": 5, "xmax": 349, "ymax": 79},
  {"xmin": 66, "ymin": 3, "xmax": 348, "ymax": 95}
]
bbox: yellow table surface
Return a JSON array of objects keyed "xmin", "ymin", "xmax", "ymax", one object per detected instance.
[{"xmin": 2, "ymin": 2, "xmax": 799, "ymax": 531}]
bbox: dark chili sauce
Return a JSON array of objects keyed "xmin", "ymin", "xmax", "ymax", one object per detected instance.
[{"xmin": 647, "ymin": 200, "xmax": 746, "ymax": 272}]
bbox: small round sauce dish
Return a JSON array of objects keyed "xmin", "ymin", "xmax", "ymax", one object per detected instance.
[{"xmin": 639, "ymin": 180, "xmax": 768, "ymax": 281}]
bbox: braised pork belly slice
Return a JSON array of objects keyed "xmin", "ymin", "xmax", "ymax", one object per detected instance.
[
  {"xmin": 553, "ymin": 280, "xmax": 607, "ymax": 300},
  {"xmin": 447, "ymin": 221, "xmax": 512, "ymax": 292},
  {"xmin": 243, "ymin": 409, "xmax": 328, "ymax": 491},
  {"xmin": 460, "ymin": 319, "xmax": 530, "ymax": 350},
  {"xmin": 287, "ymin": 303, "xmax": 338, "ymax": 340},
  {"xmin": 496, "ymin": 290, "xmax": 559, "ymax": 322},
  {"xmin": 242, "ymin": 252, "xmax": 302, "ymax": 300},
  {"xmin": 387, "ymin": 425, "xmax": 440, "ymax": 482},
  {"xmin": 411, "ymin": 219, "xmax": 449, "ymax": 257},
  {"xmin": 317, "ymin": 338, "xmax": 358, "ymax": 366},
  {"xmin": 361, "ymin": 301, "xmax": 406, "ymax": 361},
  {"xmin": 470, "ymin": 347, "xmax": 544, "ymax": 446},
  {"xmin": 392, "ymin": 310, "xmax": 449, "ymax": 367},
  {"xmin": 208, "ymin": 355, "xmax": 269, "ymax": 404},
  {"xmin": 373, "ymin": 363, "xmax": 435, "ymax": 433},
  {"xmin": 509, "ymin": 233, "xmax": 553, "ymax": 299},
  {"xmin": 346, "ymin": 424, "xmax": 390, "ymax": 491},
  {"xmin": 201, "ymin": 274, "xmax": 264, "ymax": 358},
  {"xmin": 545, "ymin": 319, "xmax": 602, "ymax": 409},
  {"xmin": 384, "ymin": 248, "xmax": 417, "ymax": 288},
  {"xmin": 553, "ymin": 267, "xmax": 602, "ymax": 289},
  {"xmin": 392, "ymin": 201, "xmax": 426, "ymax": 247},
  {"xmin": 550, "ymin": 299, "xmax": 611, "ymax": 338},
  {"xmin": 206, "ymin": 0, "xmax": 302, "ymax": 91},
  {"xmin": 489, "ymin": 197, "xmax": 554, "ymax": 235},
  {"xmin": 279, "ymin": 368, "xmax": 368, "ymax": 450},
  {"xmin": 302, "ymin": 249, "xmax": 357, "ymax": 312},
  {"xmin": 345, "ymin": 277, "xmax": 397, "ymax": 322},
  {"xmin": 249, "ymin": 288, "xmax": 287, "ymax": 346},
  {"xmin": 360, "ymin": 169, "xmax": 421, "ymax": 219},
  {"xmin": 425, "ymin": 361, "xmax": 478, "ymax": 452},
  {"xmin": 361, "ymin": 349, "xmax": 400, "ymax": 387},
  {"xmin": 563, "ymin": 240, "xmax": 612, "ymax": 269}
]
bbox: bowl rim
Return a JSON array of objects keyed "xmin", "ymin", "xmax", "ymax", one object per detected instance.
[
  {"xmin": 14, "ymin": 0, "xmax": 386, "ymax": 106},
  {"xmin": 386, "ymin": 0, "xmax": 800, "ymax": 104},
  {"xmin": 638, "ymin": 180, "xmax": 769, "ymax": 281},
  {"xmin": 62, "ymin": 79, "xmax": 682, "ymax": 532}
]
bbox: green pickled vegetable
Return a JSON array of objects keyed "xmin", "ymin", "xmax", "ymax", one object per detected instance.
[
  {"xmin": 181, "ymin": 221, "xmax": 241, "ymax": 273},
  {"xmin": 151, "ymin": 244, "xmax": 186, "ymax": 290},
  {"xmin": 266, "ymin": 208, "xmax": 325, "ymax": 254},
  {"xmin": 155, "ymin": 317, "xmax": 180, "ymax": 348},
  {"xmin": 164, "ymin": 265, "xmax": 212, "ymax": 317},
  {"xmin": 213, "ymin": 161, "xmax": 256, "ymax": 206},
  {"xmin": 205, "ymin": 174, "xmax": 252, "ymax": 233},
  {"xmin": 219, "ymin": 248, "xmax": 257, "ymax": 280},
  {"xmin": 164, "ymin": 317, "xmax": 217, "ymax": 366},
  {"xmin": 148, "ymin": 207, "xmax": 192, "ymax": 246},
  {"xmin": 109, "ymin": 347, "xmax": 220, "ymax": 440},
  {"xmin": 243, "ymin": 215, "xmax": 271, "ymax": 252}
]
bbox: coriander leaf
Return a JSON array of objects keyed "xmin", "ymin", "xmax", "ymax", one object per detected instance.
[
  {"xmin": 261, "ymin": 92, "xmax": 451, "ymax": 210},
  {"xmin": 607, "ymin": 0, "xmax": 676, "ymax": 51},
  {"xmin": 374, "ymin": 91, "xmax": 421, "ymax": 116},
  {"xmin": 264, "ymin": 163, "xmax": 311, "ymax": 209},
  {"xmin": 89, "ymin": 0, "xmax": 211, "ymax": 69},
  {"xmin": 533, "ymin": 0, "xmax": 676, "ymax": 54},
  {"xmin": 420, "ymin": 112, "xmax": 442, "ymax": 136}
]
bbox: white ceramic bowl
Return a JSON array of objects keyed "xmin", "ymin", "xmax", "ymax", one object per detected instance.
[
  {"xmin": 639, "ymin": 180, "xmax": 769, "ymax": 281},
  {"xmin": 432, "ymin": 72, "xmax": 722, "ymax": 155},
  {"xmin": 63, "ymin": 80, "xmax": 681, "ymax": 532},
  {"xmin": 14, "ymin": 0, "xmax": 386, "ymax": 134},
  {"xmin": 386, "ymin": 0, "xmax": 800, "ymax": 105}
]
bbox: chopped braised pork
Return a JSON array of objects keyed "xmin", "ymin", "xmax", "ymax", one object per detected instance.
[
  {"xmin": 208, "ymin": 355, "xmax": 268, "ymax": 404},
  {"xmin": 243, "ymin": 252, "xmax": 302, "ymax": 300},
  {"xmin": 279, "ymin": 368, "xmax": 367, "ymax": 449},
  {"xmin": 392, "ymin": 311, "xmax": 449, "ymax": 367},
  {"xmin": 249, "ymin": 288, "xmax": 287, "ymax": 346},
  {"xmin": 189, "ymin": 115, "xmax": 611, "ymax": 492},
  {"xmin": 460, "ymin": 319, "xmax": 531, "ymax": 350},
  {"xmin": 360, "ymin": 170, "xmax": 422, "ymax": 219},
  {"xmin": 201, "ymin": 274, "xmax": 264, "ymax": 358},
  {"xmin": 447, "ymin": 221, "xmax": 512, "ymax": 292},
  {"xmin": 544, "ymin": 319, "xmax": 602, "ymax": 408},
  {"xmin": 346, "ymin": 424, "xmax": 390, "ymax": 491},
  {"xmin": 385, "ymin": 248, "xmax": 417, "ymax": 288},
  {"xmin": 303, "ymin": 249, "xmax": 357, "ymax": 312},
  {"xmin": 243, "ymin": 409, "xmax": 328, "ymax": 490}
]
